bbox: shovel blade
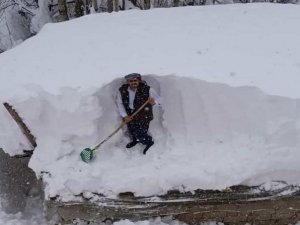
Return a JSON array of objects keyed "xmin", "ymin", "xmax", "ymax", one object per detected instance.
[{"xmin": 80, "ymin": 148, "xmax": 94, "ymax": 163}]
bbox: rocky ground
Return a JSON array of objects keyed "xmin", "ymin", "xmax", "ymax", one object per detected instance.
[{"xmin": 0, "ymin": 149, "xmax": 42, "ymax": 214}]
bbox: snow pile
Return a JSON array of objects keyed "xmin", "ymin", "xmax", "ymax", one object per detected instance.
[
  {"xmin": 1, "ymin": 4, "xmax": 300, "ymax": 200},
  {"xmin": 25, "ymin": 76, "xmax": 300, "ymax": 199}
]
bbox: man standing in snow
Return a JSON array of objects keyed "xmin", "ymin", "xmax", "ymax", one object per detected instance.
[{"xmin": 116, "ymin": 73, "xmax": 161, "ymax": 154}]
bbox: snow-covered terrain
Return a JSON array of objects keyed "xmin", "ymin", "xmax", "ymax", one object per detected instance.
[{"xmin": 1, "ymin": 4, "xmax": 300, "ymax": 201}]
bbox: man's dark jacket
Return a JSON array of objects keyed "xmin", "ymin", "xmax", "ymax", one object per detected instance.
[{"xmin": 119, "ymin": 82, "xmax": 153, "ymax": 122}]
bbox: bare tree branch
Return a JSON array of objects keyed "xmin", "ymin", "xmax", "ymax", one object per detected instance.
[
  {"xmin": 0, "ymin": 3, "xmax": 18, "ymax": 11},
  {"xmin": 0, "ymin": 1, "xmax": 35, "ymax": 16},
  {"xmin": 4, "ymin": 10, "xmax": 13, "ymax": 48},
  {"xmin": 19, "ymin": 5, "xmax": 35, "ymax": 16}
]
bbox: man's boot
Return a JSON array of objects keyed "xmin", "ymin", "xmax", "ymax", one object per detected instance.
[
  {"xmin": 126, "ymin": 140, "xmax": 138, "ymax": 148},
  {"xmin": 143, "ymin": 141, "xmax": 154, "ymax": 155}
]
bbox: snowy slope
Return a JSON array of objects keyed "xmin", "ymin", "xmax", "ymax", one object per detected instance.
[{"xmin": 1, "ymin": 4, "xmax": 300, "ymax": 200}]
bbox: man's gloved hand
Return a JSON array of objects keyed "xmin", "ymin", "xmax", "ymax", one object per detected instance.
[{"xmin": 123, "ymin": 116, "xmax": 133, "ymax": 123}]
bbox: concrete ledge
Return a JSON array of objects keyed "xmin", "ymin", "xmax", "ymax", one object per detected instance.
[{"xmin": 46, "ymin": 188, "xmax": 300, "ymax": 224}]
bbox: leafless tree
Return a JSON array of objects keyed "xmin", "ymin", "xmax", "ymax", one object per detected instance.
[
  {"xmin": 74, "ymin": 0, "xmax": 84, "ymax": 17},
  {"xmin": 92, "ymin": 0, "xmax": 98, "ymax": 11},
  {"xmin": 144, "ymin": 0, "xmax": 151, "ymax": 9},
  {"xmin": 173, "ymin": 0, "xmax": 180, "ymax": 6},
  {"xmin": 58, "ymin": 0, "xmax": 69, "ymax": 21},
  {"xmin": 0, "ymin": 0, "xmax": 37, "ymax": 16},
  {"xmin": 107, "ymin": 0, "xmax": 113, "ymax": 12},
  {"xmin": 0, "ymin": 0, "xmax": 37, "ymax": 51},
  {"xmin": 113, "ymin": 0, "xmax": 119, "ymax": 11},
  {"xmin": 84, "ymin": 0, "xmax": 91, "ymax": 14}
]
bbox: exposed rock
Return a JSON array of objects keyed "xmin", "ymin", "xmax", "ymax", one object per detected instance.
[{"xmin": 0, "ymin": 149, "xmax": 43, "ymax": 214}]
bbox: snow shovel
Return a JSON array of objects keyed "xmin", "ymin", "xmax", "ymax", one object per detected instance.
[{"xmin": 80, "ymin": 99, "xmax": 151, "ymax": 163}]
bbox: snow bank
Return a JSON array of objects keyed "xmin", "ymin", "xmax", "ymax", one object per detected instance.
[
  {"xmin": 24, "ymin": 76, "xmax": 300, "ymax": 200},
  {"xmin": 1, "ymin": 4, "xmax": 300, "ymax": 200}
]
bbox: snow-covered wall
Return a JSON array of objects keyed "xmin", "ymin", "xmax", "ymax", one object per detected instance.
[{"xmin": 4, "ymin": 75, "xmax": 299, "ymax": 200}]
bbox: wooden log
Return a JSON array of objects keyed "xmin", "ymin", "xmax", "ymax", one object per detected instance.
[{"xmin": 3, "ymin": 102, "xmax": 37, "ymax": 149}]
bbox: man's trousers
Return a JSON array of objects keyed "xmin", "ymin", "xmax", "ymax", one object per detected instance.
[{"xmin": 127, "ymin": 120, "xmax": 153, "ymax": 145}]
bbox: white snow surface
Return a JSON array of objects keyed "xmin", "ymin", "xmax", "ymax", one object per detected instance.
[{"xmin": 1, "ymin": 4, "xmax": 300, "ymax": 200}]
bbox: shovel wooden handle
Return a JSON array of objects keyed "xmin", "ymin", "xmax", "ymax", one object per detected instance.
[{"xmin": 93, "ymin": 99, "xmax": 150, "ymax": 151}]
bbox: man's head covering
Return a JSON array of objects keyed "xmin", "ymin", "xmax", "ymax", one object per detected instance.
[{"xmin": 124, "ymin": 73, "xmax": 141, "ymax": 80}]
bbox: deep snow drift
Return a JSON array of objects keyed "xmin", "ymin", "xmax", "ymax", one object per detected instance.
[{"xmin": 1, "ymin": 4, "xmax": 300, "ymax": 200}]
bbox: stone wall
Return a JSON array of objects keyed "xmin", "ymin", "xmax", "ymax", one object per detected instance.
[{"xmin": 47, "ymin": 189, "xmax": 300, "ymax": 225}]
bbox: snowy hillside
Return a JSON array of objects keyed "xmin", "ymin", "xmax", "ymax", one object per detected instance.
[{"xmin": 1, "ymin": 4, "xmax": 300, "ymax": 201}]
